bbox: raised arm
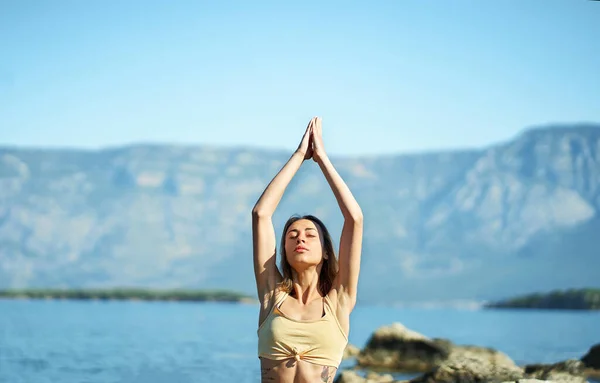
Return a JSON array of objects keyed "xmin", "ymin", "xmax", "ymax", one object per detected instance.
[
  {"xmin": 312, "ymin": 117, "xmax": 363, "ymax": 311},
  {"xmin": 252, "ymin": 119, "xmax": 314, "ymax": 313}
]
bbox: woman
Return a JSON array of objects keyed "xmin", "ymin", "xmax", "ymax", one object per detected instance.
[{"xmin": 252, "ymin": 117, "xmax": 363, "ymax": 382}]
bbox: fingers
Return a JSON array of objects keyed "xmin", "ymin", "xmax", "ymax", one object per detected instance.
[
  {"xmin": 303, "ymin": 119, "xmax": 315, "ymax": 140},
  {"xmin": 313, "ymin": 116, "xmax": 322, "ymax": 136},
  {"xmin": 303, "ymin": 118, "xmax": 314, "ymax": 139},
  {"xmin": 306, "ymin": 117, "xmax": 314, "ymax": 131},
  {"xmin": 305, "ymin": 116, "xmax": 322, "ymax": 143},
  {"xmin": 301, "ymin": 132, "xmax": 311, "ymax": 149},
  {"xmin": 310, "ymin": 117, "xmax": 321, "ymax": 139}
]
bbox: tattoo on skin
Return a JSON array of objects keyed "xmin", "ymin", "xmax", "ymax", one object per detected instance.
[
  {"xmin": 321, "ymin": 366, "xmax": 334, "ymax": 382},
  {"xmin": 261, "ymin": 367, "xmax": 276, "ymax": 382}
]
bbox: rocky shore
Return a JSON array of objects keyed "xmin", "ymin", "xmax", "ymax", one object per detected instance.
[{"xmin": 337, "ymin": 323, "xmax": 600, "ymax": 383}]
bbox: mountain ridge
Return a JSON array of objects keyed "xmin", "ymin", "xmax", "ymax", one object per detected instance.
[
  {"xmin": 1, "ymin": 123, "xmax": 599, "ymax": 304},
  {"xmin": 4, "ymin": 122, "xmax": 599, "ymax": 156}
]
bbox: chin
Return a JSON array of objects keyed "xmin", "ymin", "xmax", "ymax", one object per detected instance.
[
  {"xmin": 291, "ymin": 257, "xmax": 321, "ymax": 267},
  {"xmin": 290, "ymin": 255, "xmax": 309, "ymax": 264}
]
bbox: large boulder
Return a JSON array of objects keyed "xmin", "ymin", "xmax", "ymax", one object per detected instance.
[
  {"xmin": 524, "ymin": 359, "xmax": 588, "ymax": 383},
  {"xmin": 357, "ymin": 323, "xmax": 452, "ymax": 371},
  {"xmin": 354, "ymin": 322, "xmax": 592, "ymax": 383},
  {"xmin": 408, "ymin": 350, "xmax": 524, "ymax": 383},
  {"xmin": 357, "ymin": 322, "xmax": 521, "ymax": 375}
]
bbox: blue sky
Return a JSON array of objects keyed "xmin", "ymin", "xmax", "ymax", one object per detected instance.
[{"xmin": 1, "ymin": 0, "xmax": 599, "ymax": 156}]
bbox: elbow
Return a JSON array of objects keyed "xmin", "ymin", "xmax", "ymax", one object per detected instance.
[
  {"xmin": 353, "ymin": 213, "xmax": 364, "ymax": 226},
  {"xmin": 345, "ymin": 210, "xmax": 363, "ymax": 225},
  {"xmin": 252, "ymin": 207, "xmax": 271, "ymax": 219}
]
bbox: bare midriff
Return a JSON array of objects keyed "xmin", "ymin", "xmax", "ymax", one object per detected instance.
[{"xmin": 260, "ymin": 357, "xmax": 337, "ymax": 383}]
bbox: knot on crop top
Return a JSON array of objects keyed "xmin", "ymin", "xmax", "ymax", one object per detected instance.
[{"xmin": 257, "ymin": 290, "xmax": 348, "ymax": 368}]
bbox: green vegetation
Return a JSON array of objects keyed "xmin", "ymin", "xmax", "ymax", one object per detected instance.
[
  {"xmin": 0, "ymin": 288, "xmax": 255, "ymax": 303},
  {"xmin": 485, "ymin": 288, "xmax": 600, "ymax": 310}
]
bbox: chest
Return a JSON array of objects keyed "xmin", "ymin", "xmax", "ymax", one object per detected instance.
[{"xmin": 277, "ymin": 299, "xmax": 325, "ymax": 322}]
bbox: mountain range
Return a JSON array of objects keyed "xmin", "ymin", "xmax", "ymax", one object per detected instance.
[{"xmin": 1, "ymin": 123, "xmax": 599, "ymax": 304}]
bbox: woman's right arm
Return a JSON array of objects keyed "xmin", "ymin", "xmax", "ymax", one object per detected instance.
[{"xmin": 252, "ymin": 119, "xmax": 314, "ymax": 304}]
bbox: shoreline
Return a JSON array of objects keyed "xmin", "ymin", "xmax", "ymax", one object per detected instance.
[{"xmin": 0, "ymin": 288, "xmax": 257, "ymax": 304}]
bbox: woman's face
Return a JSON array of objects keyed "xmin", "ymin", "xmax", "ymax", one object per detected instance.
[{"xmin": 284, "ymin": 219, "xmax": 325, "ymax": 268}]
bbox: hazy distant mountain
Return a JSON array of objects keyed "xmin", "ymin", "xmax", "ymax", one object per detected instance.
[{"xmin": 1, "ymin": 123, "xmax": 600, "ymax": 304}]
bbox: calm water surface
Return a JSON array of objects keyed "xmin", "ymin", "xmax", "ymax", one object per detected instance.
[{"xmin": 0, "ymin": 299, "xmax": 598, "ymax": 383}]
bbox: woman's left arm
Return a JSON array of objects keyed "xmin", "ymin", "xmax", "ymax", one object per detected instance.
[{"xmin": 312, "ymin": 117, "xmax": 363, "ymax": 311}]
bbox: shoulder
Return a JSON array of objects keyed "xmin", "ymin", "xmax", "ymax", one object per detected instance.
[
  {"xmin": 258, "ymin": 286, "xmax": 289, "ymax": 326},
  {"xmin": 266, "ymin": 285, "xmax": 290, "ymax": 308}
]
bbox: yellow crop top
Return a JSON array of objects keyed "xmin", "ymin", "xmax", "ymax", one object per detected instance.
[{"xmin": 257, "ymin": 290, "xmax": 349, "ymax": 368}]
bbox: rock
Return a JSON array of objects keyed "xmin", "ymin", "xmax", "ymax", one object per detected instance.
[
  {"xmin": 366, "ymin": 371, "xmax": 395, "ymax": 382},
  {"xmin": 334, "ymin": 370, "xmax": 400, "ymax": 383},
  {"xmin": 581, "ymin": 343, "xmax": 600, "ymax": 369},
  {"xmin": 344, "ymin": 344, "xmax": 361, "ymax": 359},
  {"xmin": 335, "ymin": 371, "xmax": 367, "ymax": 383},
  {"xmin": 501, "ymin": 380, "xmax": 553, "ymax": 383},
  {"xmin": 357, "ymin": 323, "xmax": 452, "ymax": 371},
  {"xmin": 447, "ymin": 344, "xmax": 518, "ymax": 368},
  {"xmin": 357, "ymin": 322, "xmax": 520, "ymax": 375},
  {"xmin": 523, "ymin": 359, "xmax": 587, "ymax": 383},
  {"xmin": 355, "ymin": 322, "xmax": 591, "ymax": 383},
  {"xmin": 408, "ymin": 352, "xmax": 524, "ymax": 383}
]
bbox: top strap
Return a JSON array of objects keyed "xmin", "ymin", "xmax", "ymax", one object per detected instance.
[
  {"xmin": 273, "ymin": 289, "xmax": 289, "ymax": 308},
  {"xmin": 323, "ymin": 294, "xmax": 335, "ymax": 312}
]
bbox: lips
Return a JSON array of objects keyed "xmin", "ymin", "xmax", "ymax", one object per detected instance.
[{"xmin": 295, "ymin": 246, "xmax": 308, "ymax": 252}]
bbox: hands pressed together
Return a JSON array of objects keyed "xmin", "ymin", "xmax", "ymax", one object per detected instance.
[{"xmin": 296, "ymin": 117, "xmax": 327, "ymax": 163}]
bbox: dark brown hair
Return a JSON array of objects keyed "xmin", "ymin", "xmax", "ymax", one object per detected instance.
[{"xmin": 278, "ymin": 214, "xmax": 338, "ymax": 296}]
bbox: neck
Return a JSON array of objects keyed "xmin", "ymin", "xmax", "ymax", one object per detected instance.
[{"xmin": 291, "ymin": 266, "xmax": 322, "ymax": 304}]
